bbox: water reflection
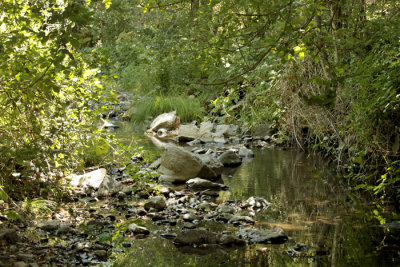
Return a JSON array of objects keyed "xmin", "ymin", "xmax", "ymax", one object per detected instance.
[{"xmin": 111, "ymin": 146, "xmax": 398, "ymax": 266}]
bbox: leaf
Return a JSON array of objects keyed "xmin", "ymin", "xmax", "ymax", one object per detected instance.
[
  {"xmin": 4, "ymin": 210, "xmax": 24, "ymax": 221},
  {"xmin": 0, "ymin": 187, "xmax": 8, "ymax": 201}
]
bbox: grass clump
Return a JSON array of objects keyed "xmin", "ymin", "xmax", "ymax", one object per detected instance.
[{"xmin": 130, "ymin": 96, "xmax": 204, "ymax": 124}]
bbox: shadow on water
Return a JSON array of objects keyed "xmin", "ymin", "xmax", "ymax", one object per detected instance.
[{"xmin": 112, "ymin": 128, "xmax": 399, "ymax": 266}]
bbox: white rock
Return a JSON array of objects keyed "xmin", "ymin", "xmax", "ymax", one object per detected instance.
[{"xmin": 70, "ymin": 168, "xmax": 107, "ymax": 189}]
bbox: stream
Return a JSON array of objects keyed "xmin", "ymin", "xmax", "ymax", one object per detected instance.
[{"xmin": 111, "ymin": 126, "xmax": 399, "ymax": 267}]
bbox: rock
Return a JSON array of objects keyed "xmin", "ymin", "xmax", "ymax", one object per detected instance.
[
  {"xmin": 38, "ymin": 220, "xmax": 61, "ymax": 231},
  {"xmin": 150, "ymin": 111, "xmax": 180, "ymax": 131},
  {"xmin": 215, "ymin": 124, "xmax": 239, "ymax": 138},
  {"xmin": 17, "ymin": 254, "xmax": 34, "ymax": 261},
  {"xmin": 156, "ymin": 128, "xmax": 168, "ymax": 138},
  {"xmin": 160, "ymin": 233, "xmax": 177, "ymax": 240},
  {"xmin": 288, "ymin": 243, "xmax": 310, "ymax": 257},
  {"xmin": 238, "ymin": 147, "xmax": 254, "ymax": 158},
  {"xmin": 144, "ymin": 196, "xmax": 167, "ymax": 211},
  {"xmin": 57, "ymin": 223, "xmax": 73, "ymax": 235},
  {"xmin": 197, "ymin": 202, "xmax": 212, "ymax": 211},
  {"xmin": 94, "ymin": 250, "xmax": 108, "ymax": 260},
  {"xmin": 218, "ymin": 151, "xmax": 242, "ymax": 166},
  {"xmin": 149, "ymin": 158, "xmax": 161, "ymax": 170},
  {"xmin": 199, "ymin": 122, "xmax": 215, "ymax": 143},
  {"xmin": 160, "ymin": 145, "xmax": 203, "ymax": 181},
  {"xmin": 13, "ymin": 262, "xmax": 28, "ymax": 267},
  {"xmin": 158, "ymin": 186, "xmax": 172, "ymax": 195},
  {"xmin": 183, "ymin": 222, "xmax": 197, "ymax": 229},
  {"xmin": 219, "ymin": 234, "xmax": 246, "ymax": 246},
  {"xmin": 228, "ymin": 215, "xmax": 255, "ymax": 225},
  {"xmin": 216, "ymin": 213, "xmax": 234, "ymax": 222},
  {"xmin": 178, "ymin": 124, "xmax": 199, "ymax": 141},
  {"xmin": 213, "ymin": 136, "xmax": 227, "ymax": 143},
  {"xmin": 148, "ymin": 212, "xmax": 164, "ymax": 221},
  {"xmin": 187, "ymin": 178, "xmax": 228, "ymax": 190},
  {"xmin": 187, "ymin": 139, "xmax": 201, "ymax": 146},
  {"xmin": 236, "ymin": 227, "xmax": 288, "ymax": 244},
  {"xmin": 101, "ymin": 120, "xmax": 120, "ymax": 129},
  {"xmin": 174, "ymin": 229, "xmax": 244, "ymax": 246},
  {"xmin": 242, "ymin": 196, "xmax": 271, "ymax": 211},
  {"xmin": 197, "ymin": 154, "xmax": 223, "ymax": 180},
  {"xmin": 183, "ymin": 213, "xmax": 199, "ymax": 222},
  {"xmin": 122, "ymin": 186, "xmax": 133, "ymax": 195},
  {"xmin": 217, "ymin": 205, "xmax": 236, "ymax": 214},
  {"xmin": 97, "ymin": 175, "xmax": 123, "ymax": 197},
  {"xmin": 252, "ymin": 123, "xmax": 271, "ymax": 137},
  {"xmin": 127, "ymin": 223, "xmax": 150, "ymax": 235},
  {"xmin": 0, "ymin": 229, "xmax": 18, "ymax": 244},
  {"xmin": 174, "ymin": 229, "xmax": 218, "ymax": 245},
  {"xmin": 70, "ymin": 168, "xmax": 107, "ymax": 189},
  {"xmin": 159, "ymin": 174, "xmax": 186, "ymax": 183}
]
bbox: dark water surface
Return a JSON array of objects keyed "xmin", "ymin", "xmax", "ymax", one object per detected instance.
[{"xmin": 112, "ymin": 129, "xmax": 398, "ymax": 266}]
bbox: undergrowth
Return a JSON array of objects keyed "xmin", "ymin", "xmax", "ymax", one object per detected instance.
[{"xmin": 129, "ymin": 96, "xmax": 204, "ymax": 124}]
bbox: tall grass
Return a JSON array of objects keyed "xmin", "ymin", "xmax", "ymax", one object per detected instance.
[{"xmin": 130, "ymin": 96, "xmax": 204, "ymax": 124}]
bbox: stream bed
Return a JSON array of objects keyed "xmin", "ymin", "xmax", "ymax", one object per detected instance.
[{"xmin": 111, "ymin": 128, "xmax": 399, "ymax": 267}]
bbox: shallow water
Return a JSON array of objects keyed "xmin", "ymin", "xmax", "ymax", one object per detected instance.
[{"xmin": 113, "ymin": 129, "xmax": 398, "ymax": 266}]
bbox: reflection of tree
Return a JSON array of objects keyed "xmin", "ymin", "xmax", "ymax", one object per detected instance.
[{"xmin": 220, "ymin": 148, "xmax": 391, "ymax": 266}]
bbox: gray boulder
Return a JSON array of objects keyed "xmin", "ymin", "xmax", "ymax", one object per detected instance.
[
  {"xmin": 160, "ymin": 145, "xmax": 203, "ymax": 181},
  {"xmin": 197, "ymin": 154, "xmax": 223, "ymax": 180},
  {"xmin": 150, "ymin": 111, "xmax": 180, "ymax": 131},
  {"xmin": 187, "ymin": 178, "xmax": 228, "ymax": 190},
  {"xmin": 144, "ymin": 196, "xmax": 167, "ymax": 211},
  {"xmin": 218, "ymin": 151, "xmax": 242, "ymax": 166}
]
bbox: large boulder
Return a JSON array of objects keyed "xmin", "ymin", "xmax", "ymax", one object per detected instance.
[
  {"xmin": 178, "ymin": 124, "xmax": 199, "ymax": 141},
  {"xmin": 160, "ymin": 145, "xmax": 203, "ymax": 181},
  {"xmin": 150, "ymin": 111, "xmax": 180, "ymax": 131},
  {"xmin": 70, "ymin": 168, "xmax": 107, "ymax": 189},
  {"xmin": 197, "ymin": 154, "xmax": 223, "ymax": 180}
]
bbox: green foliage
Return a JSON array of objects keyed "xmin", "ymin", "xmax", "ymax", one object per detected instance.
[
  {"xmin": 0, "ymin": 0, "xmax": 125, "ymax": 200},
  {"xmin": 130, "ymin": 96, "xmax": 204, "ymax": 124}
]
